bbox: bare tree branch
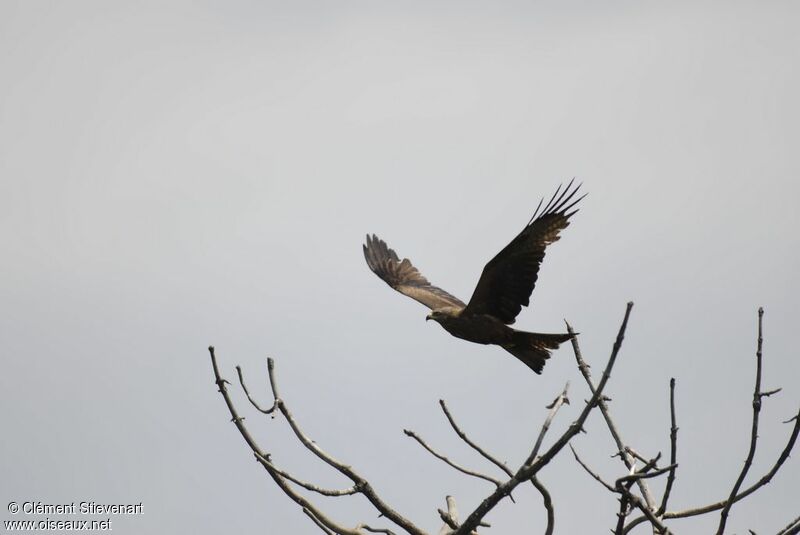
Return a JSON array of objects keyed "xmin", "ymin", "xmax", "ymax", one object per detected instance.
[
  {"xmin": 530, "ymin": 477, "xmax": 555, "ymax": 535},
  {"xmin": 210, "ymin": 347, "xmax": 364, "ymax": 535},
  {"xmin": 523, "ymin": 382, "xmax": 570, "ymax": 466},
  {"xmin": 438, "ymin": 399, "xmax": 552, "ymax": 532},
  {"xmin": 403, "ymin": 429, "xmax": 504, "ymax": 487},
  {"xmin": 264, "ymin": 449, "xmax": 366, "ymax": 535},
  {"xmin": 522, "ymin": 387, "xmax": 567, "ymax": 533},
  {"xmin": 438, "ymin": 496, "xmax": 460, "ymax": 530},
  {"xmin": 236, "ymin": 364, "xmax": 277, "ymax": 415},
  {"xmin": 258, "ymin": 358, "xmax": 426, "ymax": 535},
  {"xmin": 667, "ymin": 405, "xmax": 800, "ymax": 520},
  {"xmin": 211, "ymin": 301, "xmax": 798, "ymax": 534},
  {"xmin": 209, "ymin": 346, "xmax": 271, "ymax": 459},
  {"xmin": 439, "ymin": 400, "xmax": 513, "ymax": 477},
  {"xmin": 618, "ymin": 463, "xmax": 676, "ymax": 487},
  {"xmin": 615, "ymin": 456, "xmax": 672, "ymax": 535},
  {"xmin": 571, "ymin": 444, "xmax": 674, "ymax": 534},
  {"xmin": 624, "ymin": 405, "xmax": 800, "ymax": 533},
  {"xmin": 623, "ymin": 447, "xmax": 657, "ymax": 466},
  {"xmin": 453, "ymin": 302, "xmax": 635, "ymax": 534},
  {"xmin": 210, "ymin": 347, "xmax": 427, "ymax": 535},
  {"xmin": 777, "ymin": 515, "xmax": 800, "ymax": 535},
  {"xmin": 624, "ymin": 308, "xmax": 799, "ymax": 533},
  {"xmin": 437, "ymin": 496, "xmax": 485, "ymax": 535},
  {"xmin": 718, "ymin": 306, "xmax": 769, "ymax": 534},
  {"xmin": 616, "ymin": 476, "xmax": 639, "ymax": 534},
  {"xmin": 304, "ymin": 508, "xmax": 336, "ymax": 535},
  {"xmin": 566, "ymin": 319, "xmax": 659, "ymax": 513},
  {"xmin": 356, "ymin": 524, "xmax": 398, "ymax": 535},
  {"xmin": 254, "ymin": 452, "xmax": 359, "ymax": 497},
  {"xmin": 569, "ymin": 444, "xmax": 615, "ymax": 493},
  {"xmin": 619, "ymin": 491, "xmax": 672, "ymax": 535},
  {"xmin": 657, "ymin": 378, "xmax": 678, "ymax": 516}
]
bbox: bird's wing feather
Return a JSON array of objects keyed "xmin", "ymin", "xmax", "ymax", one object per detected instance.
[
  {"xmin": 363, "ymin": 234, "xmax": 465, "ymax": 310},
  {"xmin": 463, "ymin": 180, "xmax": 584, "ymax": 324}
]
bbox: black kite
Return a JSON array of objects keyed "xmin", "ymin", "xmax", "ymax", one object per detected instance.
[{"xmin": 363, "ymin": 181, "xmax": 583, "ymax": 374}]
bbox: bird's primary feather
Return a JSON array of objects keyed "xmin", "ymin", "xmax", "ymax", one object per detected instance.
[
  {"xmin": 362, "ymin": 234, "xmax": 466, "ymax": 310},
  {"xmin": 462, "ymin": 180, "xmax": 584, "ymax": 324}
]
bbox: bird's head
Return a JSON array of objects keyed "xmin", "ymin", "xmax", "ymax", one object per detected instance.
[{"xmin": 426, "ymin": 308, "xmax": 459, "ymax": 324}]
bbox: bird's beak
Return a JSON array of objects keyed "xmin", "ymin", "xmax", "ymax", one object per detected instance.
[{"xmin": 425, "ymin": 314, "xmax": 432, "ymax": 322}]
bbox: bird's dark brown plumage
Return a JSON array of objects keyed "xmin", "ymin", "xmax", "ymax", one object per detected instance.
[
  {"xmin": 363, "ymin": 234, "xmax": 465, "ymax": 310},
  {"xmin": 463, "ymin": 182, "xmax": 583, "ymax": 324},
  {"xmin": 363, "ymin": 181, "xmax": 584, "ymax": 373}
]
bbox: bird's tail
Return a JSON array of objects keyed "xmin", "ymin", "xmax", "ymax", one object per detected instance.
[{"xmin": 503, "ymin": 331, "xmax": 574, "ymax": 374}]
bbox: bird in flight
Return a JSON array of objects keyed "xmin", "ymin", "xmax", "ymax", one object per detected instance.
[{"xmin": 363, "ymin": 181, "xmax": 584, "ymax": 374}]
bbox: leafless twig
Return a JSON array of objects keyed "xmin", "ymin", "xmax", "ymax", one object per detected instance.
[
  {"xmin": 530, "ymin": 476, "xmax": 555, "ymax": 535},
  {"xmin": 523, "ymin": 382, "xmax": 571, "ymax": 466},
  {"xmin": 569, "ymin": 444, "xmax": 615, "ymax": 493},
  {"xmin": 304, "ymin": 508, "xmax": 335, "ymax": 535},
  {"xmin": 657, "ymin": 378, "xmax": 678, "ymax": 516},
  {"xmin": 718, "ymin": 307, "xmax": 770, "ymax": 534},
  {"xmin": 403, "ymin": 429, "xmax": 504, "ymax": 487},
  {"xmin": 439, "ymin": 400, "xmax": 512, "ymax": 477},
  {"xmin": 254, "ymin": 452, "xmax": 358, "ymax": 497},
  {"xmin": 777, "ymin": 515, "xmax": 800, "ymax": 535},
  {"xmin": 356, "ymin": 524, "xmax": 398, "ymax": 535},
  {"xmin": 236, "ymin": 364, "xmax": 277, "ymax": 415}
]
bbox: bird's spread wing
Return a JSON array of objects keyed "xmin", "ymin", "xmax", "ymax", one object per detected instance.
[
  {"xmin": 462, "ymin": 180, "xmax": 584, "ymax": 324},
  {"xmin": 363, "ymin": 234, "xmax": 465, "ymax": 310}
]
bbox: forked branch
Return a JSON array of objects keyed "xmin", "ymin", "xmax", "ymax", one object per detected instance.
[
  {"xmin": 209, "ymin": 347, "xmax": 424, "ymax": 535},
  {"xmin": 565, "ymin": 319, "xmax": 659, "ymax": 513},
  {"xmin": 436, "ymin": 399, "xmax": 553, "ymax": 533}
]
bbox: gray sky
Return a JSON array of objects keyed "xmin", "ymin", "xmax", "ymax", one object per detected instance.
[{"xmin": 1, "ymin": 2, "xmax": 798, "ymax": 533}]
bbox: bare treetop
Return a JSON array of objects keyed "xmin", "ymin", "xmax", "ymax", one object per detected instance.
[{"xmin": 209, "ymin": 304, "xmax": 799, "ymax": 534}]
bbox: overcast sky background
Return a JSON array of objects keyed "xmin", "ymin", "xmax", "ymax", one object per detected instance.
[{"xmin": 1, "ymin": 2, "xmax": 799, "ymax": 533}]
